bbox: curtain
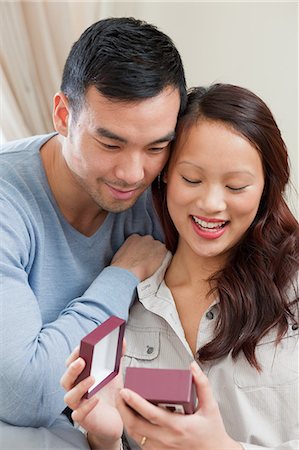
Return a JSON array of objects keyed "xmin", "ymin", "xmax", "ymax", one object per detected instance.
[{"xmin": 0, "ymin": 1, "xmax": 114, "ymax": 142}]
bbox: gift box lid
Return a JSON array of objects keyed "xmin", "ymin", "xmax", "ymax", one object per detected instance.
[
  {"xmin": 75, "ymin": 316, "xmax": 126, "ymax": 398},
  {"xmin": 124, "ymin": 367, "xmax": 196, "ymax": 409}
]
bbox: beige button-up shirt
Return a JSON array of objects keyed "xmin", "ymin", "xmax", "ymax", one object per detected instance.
[{"xmin": 123, "ymin": 252, "xmax": 298, "ymax": 450}]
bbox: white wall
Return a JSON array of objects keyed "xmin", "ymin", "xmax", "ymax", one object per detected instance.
[
  {"xmin": 107, "ymin": 1, "xmax": 298, "ymax": 216},
  {"xmin": 1, "ymin": 1, "xmax": 298, "ymax": 214}
]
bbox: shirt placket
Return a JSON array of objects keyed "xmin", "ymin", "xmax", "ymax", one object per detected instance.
[{"xmin": 195, "ymin": 304, "xmax": 219, "ymax": 375}]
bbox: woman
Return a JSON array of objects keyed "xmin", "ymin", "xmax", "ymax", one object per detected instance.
[{"xmin": 61, "ymin": 84, "xmax": 299, "ymax": 450}]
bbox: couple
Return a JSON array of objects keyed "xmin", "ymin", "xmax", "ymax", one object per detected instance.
[
  {"xmin": 61, "ymin": 84, "xmax": 299, "ymax": 450},
  {"xmin": 1, "ymin": 17, "xmax": 298, "ymax": 450}
]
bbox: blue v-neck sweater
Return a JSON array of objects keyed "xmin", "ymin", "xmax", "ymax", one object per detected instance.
[{"xmin": 0, "ymin": 133, "xmax": 163, "ymax": 427}]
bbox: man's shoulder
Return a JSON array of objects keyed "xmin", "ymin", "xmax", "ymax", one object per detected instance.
[
  {"xmin": 0, "ymin": 133, "xmax": 55, "ymax": 185},
  {"xmin": 0, "ymin": 133, "xmax": 56, "ymax": 158},
  {"xmin": 0, "ymin": 134, "xmax": 56, "ymax": 213}
]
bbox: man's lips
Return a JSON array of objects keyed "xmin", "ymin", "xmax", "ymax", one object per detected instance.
[{"xmin": 106, "ymin": 184, "xmax": 141, "ymax": 200}]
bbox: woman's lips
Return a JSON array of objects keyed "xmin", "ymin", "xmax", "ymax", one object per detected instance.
[{"xmin": 191, "ymin": 215, "xmax": 228, "ymax": 240}]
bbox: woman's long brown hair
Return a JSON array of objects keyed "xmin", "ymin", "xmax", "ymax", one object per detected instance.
[{"xmin": 152, "ymin": 84, "xmax": 299, "ymax": 370}]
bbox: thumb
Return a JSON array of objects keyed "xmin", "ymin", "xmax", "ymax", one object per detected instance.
[
  {"xmin": 122, "ymin": 337, "xmax": 126, "ymax": 356},
  {"xmin": 190, "ymin": 361, "xmax": 216, "ymax": 414},
  {"xmin": 116, "ymin": 338, "xmax": 126, "ymax": 388}
]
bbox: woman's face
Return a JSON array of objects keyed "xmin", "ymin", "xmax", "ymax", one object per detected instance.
[{"xmin": 165, "ymin": 120, "xmax": 265, "ymax": 262}]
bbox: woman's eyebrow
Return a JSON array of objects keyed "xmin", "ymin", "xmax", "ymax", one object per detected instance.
[{"xmin": 177, "ymin": 161, "xmax": 255, "ymax": 177}]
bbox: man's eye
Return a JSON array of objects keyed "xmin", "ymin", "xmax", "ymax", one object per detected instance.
[
  {"xmin": 227, "ymin": 185, "xmax": 248, "ymax": 191},
  {"xmin": 149, "ymin": 145, "xmax": 169, "ymax": 152},
  {"xmin": 102, "ymin": 143, "xmax": 120, "ymax": 150},
  {"xmin": 182, "ymin": 176, "xmax": 201, "ymax": 184}
]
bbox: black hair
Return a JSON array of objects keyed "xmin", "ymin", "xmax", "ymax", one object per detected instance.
[{"xmin": 61, "ymin": 17, "xmax": 187, "ymax": 118}]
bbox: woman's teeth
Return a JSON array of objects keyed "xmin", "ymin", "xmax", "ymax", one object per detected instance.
[{"xmin": 192, "ymin": 216, "xmax": 226, "ymax": 230}]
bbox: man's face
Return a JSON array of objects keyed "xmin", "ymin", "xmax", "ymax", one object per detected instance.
[{"xmin": 59, "ymin": 86, "xmax": 180, "ymax": 213}]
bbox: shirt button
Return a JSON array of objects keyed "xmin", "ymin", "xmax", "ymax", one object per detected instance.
[
  {"xmin": 146, "ymin": 346, "xmax": 154, "ymax": 354},
  {"xmin": 292, "ymin": 323, "xmax": 298, "ymax": 331},
  {"xmin": 206, "ymin": 311, "xmax": 214, "ymax": 320}
]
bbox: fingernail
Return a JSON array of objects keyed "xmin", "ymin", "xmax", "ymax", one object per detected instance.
[
  {"xmin": 120, "ymin": 388, "xmax": 130, "ymax": 401},
  {"xmin": 70, "ymin": 359, "xmax": 80, "ymax": 368}
]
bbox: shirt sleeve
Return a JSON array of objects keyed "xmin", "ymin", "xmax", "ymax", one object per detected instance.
[
  {"xmin": 241, "ymin": 440, "xmax": 299, "ymax": 450},
  {"xmin": 0, "ymin": 196, "xmax": 139, "ymax": 427}
]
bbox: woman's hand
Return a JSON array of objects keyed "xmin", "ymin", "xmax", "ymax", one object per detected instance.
[
  {"xmin": 117, "ymin": 362, "xmax": 242, "ymax": 450},
  {"xmin": 60, "ymin": 347, "xmax": 123, "ymax": 450}
]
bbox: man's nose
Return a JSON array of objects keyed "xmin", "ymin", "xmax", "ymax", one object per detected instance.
[{"xmin": 115, "ymin": 153, "xmax": 145, "ymax": 185}]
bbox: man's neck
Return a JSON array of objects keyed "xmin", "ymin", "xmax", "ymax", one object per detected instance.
[{"xmin": 40, "ymin": 135, "xmax": 107, "ymax": 236}]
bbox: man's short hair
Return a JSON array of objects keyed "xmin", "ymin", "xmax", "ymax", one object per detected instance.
[{"xmin": 61, "ymin": 17, "xmax": 187, "ymax": 118}]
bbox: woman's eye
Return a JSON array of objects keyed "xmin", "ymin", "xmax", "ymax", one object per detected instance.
[
  {"xmin": 182, "ymin": 176, "xmax": 201, "ymax": 184},
  {"xmin": 227, "ymin": 185, "xmax": 248, "ymax": 191}
]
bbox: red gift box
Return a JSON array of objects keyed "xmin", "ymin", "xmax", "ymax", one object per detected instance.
[{"xmin": 124, "ymin": 367, "xmax": 197, "ymax": 414}]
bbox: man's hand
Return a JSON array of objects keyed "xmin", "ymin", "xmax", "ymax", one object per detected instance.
[{"xmin": 111, "ymin": 234, "xmax": 167, "ymax": 281}]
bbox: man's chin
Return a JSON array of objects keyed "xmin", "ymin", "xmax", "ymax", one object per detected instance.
[{"xmin": 100, "ymin": 197, "xmax": 140, "ymax": 214}]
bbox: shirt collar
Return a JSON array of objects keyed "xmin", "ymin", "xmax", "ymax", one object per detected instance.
[{"xmin": 137, "ymin": 251, "xmax": 172, "ymax": 299}]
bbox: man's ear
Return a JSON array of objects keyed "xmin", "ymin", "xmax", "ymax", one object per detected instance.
[{"xmin": 52, "ymin": 92, "xmax": 70, "ymax": 137}]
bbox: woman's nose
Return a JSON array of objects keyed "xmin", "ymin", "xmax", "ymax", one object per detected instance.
[{"xmin": 196, "ymin": 185, "xmax": 226, "ymax": 214}]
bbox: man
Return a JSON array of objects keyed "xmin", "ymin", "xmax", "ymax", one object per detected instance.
[{"xmin": 0, "ymin": 16, "xmax": 186, "ymax": 442}]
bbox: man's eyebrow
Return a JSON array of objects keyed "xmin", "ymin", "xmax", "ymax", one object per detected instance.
[
  {"xmin": 95, "ymin": 128, "xmax": 176, "ymax": 145},
  {"xmin": 96, "ymin": 127, "xmax": 127, "ymax": 143},
  {"xmin": 149, "ymin": 131, "xmax": 176, "ymax": 145}
]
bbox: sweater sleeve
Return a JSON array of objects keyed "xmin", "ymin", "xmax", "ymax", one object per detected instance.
[{"xmin": 0, "ymin": 196, "xmax": 139, "ymax": 428}]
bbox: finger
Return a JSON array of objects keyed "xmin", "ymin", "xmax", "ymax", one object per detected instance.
[
  {"xmin": 66, "ymin": 346, "xmax": 80, "ymax": 367},
  {"xmin": 117, "ymin": 392, "xmax": 167, "ymax": 447},
  {"xmin": 190, "ymin": 361, "xmax": 216, "ymax": 414},
  {"xmin": 117, "ymin": 392, "xmax": 150, "ymax": 434},
  {"xmin": 117, "ymin": 339, "xmax": 126, "ymax": 386},
  {"xmin": 71, "ymin": 395, "xmax": 99, "ymax": 424},
  {"xmin": 118, "ymin": 388, "xmax": 167, "ymax": 426},
  {"xmin": 60, "ymin": 357, "xmax": 86, "ymax": 391},
  {"xmin": 64, "ymin": 375, "xmax": 95, "ymax": 410},
  {"xmin": 122, "ymin": 338, "xmax": 126, "ymax": 356}
]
